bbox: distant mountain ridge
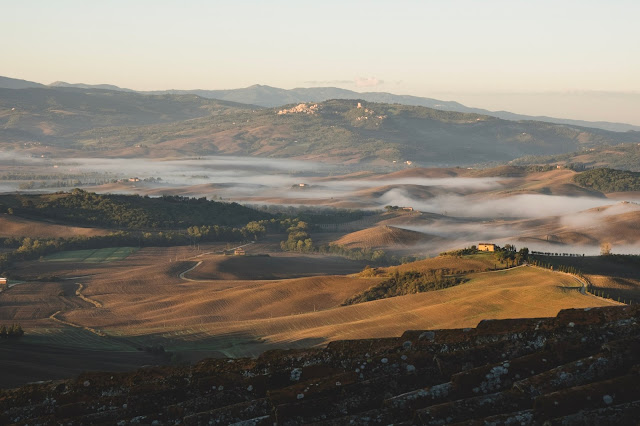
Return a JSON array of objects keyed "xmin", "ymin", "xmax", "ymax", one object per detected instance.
[
  {"xmin": 49, "ymin": 81, "xmax": 136, "ymax": 92},
  {"xmin": 2, "ymin": 87, "xmax": 638, "ymax": 166},
  {"xmin": 1, "ymin": 75, "xmax": 638, "ymax": 132},
  {"xmin": 0, "ymin": 76, "xmax": 45, "ymax": 90}
]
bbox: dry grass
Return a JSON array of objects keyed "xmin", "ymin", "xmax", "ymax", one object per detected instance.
[
  {"xmin": 185, "ymin": 253, "xmax": 367, "ymax": 280},
  {"xmin": 333, "ymin": 225, "xmax": 439, "ymax": 250},
  {"xmin": 587, "ymin": 275, "xmax": 640, "ymax": 303},
  {"xmin": 0, "ymin": 215, "xmax": 110, "ymax": 238},
  {"xmin": 56, "ymin": 259, "xmax": 618, "ymax": 357},
  {"xmin": 387, "ymin": 252, "xmax": 503, "ymax": 275}
]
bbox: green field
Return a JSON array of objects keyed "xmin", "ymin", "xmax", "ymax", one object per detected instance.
[{"xmin": 43, "ymin": 247, "xmax": 138, "ymax": 263}]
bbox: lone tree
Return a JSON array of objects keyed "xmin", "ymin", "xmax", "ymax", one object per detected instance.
[{"xmin": 600, "ymin": 242, "xmax": 612, "ymax": 256}]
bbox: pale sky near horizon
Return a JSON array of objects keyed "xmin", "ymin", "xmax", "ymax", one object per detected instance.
[{"xmin": 2, "ymin": 0, "xmax": 640, "ymax": 125}]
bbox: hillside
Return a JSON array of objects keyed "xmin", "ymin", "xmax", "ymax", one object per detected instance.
[
  {"xmin": 0, "ymin": 214, "xmax": 110, "ymax": 238},
  {"xmin": 57, "ymin": 262, "xmax": 619, "ymax": 354},
  {"xmin": 510, "ymin": 143, "xmax": 640, "ymax": 172},
  {"xmin": 573, "ymin": 168, "xmax": 640, "ymax": 192},
  {"xmin": 183, "ymin": 253, "xmax": 368, "ymax": 281},
  {"xmin": 24, "ymin": 78, "xmax": 640, "ymax": 132},
  {"xmin": 0, "ymin": 84, "xmax": 638, "ymax": 163},
  {"xmin": 333, "ymin": 225, "xmax": 437, "ymax": 249},
  {"xmin": 0, "ymin": 86, "xmax": 253, "ymax": 146},
  {"xmin": 0, "ymin": 190, "xmax": 269, "ymax": 229},
  {"xmin": 10, "ymin": 98, "xmax": 635, "ymax": 165},
  {"xmin": 0, "ymin": 76, "xmax": 45, "ymax": 90}
]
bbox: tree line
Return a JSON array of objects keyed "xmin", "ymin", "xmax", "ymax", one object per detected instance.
[
  {"xmin": 0, "ymin": 189, "xmax": 270, "ymax": 229},
  {"xmin": 343, "ymin": 269, "xmax": 465, "ymax": 305},
  {"xmin": 0, "ymin": 324, "xmax": 24, "ymax": 338}
]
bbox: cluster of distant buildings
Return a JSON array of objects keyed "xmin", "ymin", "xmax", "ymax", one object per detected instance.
[
  {"xmin": 277, "ymin": 103, "xmax": 319, "ymax": 115},
  {"xmin": 115, "ymin": 177, "xmax": 140, "ymax": 183}
]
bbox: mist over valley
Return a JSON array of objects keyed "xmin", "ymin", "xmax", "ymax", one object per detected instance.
[{"xmin": 2, "ymin": 15, "xmax": 640, "ymax": 420}]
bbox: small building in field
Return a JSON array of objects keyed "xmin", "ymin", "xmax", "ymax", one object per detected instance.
[
  {"xmin": 128, "ymin": 177, "xmax": 140, "ymax": 182},
  {"xmin": 478, "ymin": 243, "xmax": 496, "ymax": 252},
  {"xmin": 234, "ymin": 248, "xmax": 245, "ymax": 256},
  {"xmin": 0, "ymin": 278, "xmax": 7, "ymax": 291},
  {"xmin": 402, "ymin": 207, "xmax": 414, "ymax": 212}
]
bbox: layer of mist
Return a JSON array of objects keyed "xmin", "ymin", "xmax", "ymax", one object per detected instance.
[{"xmin": 1, "ymin": 153, "xmax": 639, "ymax": 255}]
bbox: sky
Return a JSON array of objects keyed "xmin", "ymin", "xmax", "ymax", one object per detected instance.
[{"xmin": 2, "ymin": 0, "xmax": 640, "ymax": 124}]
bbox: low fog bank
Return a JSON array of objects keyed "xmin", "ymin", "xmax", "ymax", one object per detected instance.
[
  {"xmin": 376, "ymin": 189, "xmax": 623, "ymax": 219},
  {"xmin": 393, "ymin": 223, "xmax": 640, "ymax": 258},
  {"xmin": 2, "ymin": 154, "xmax": 639, "ymax": 255}
]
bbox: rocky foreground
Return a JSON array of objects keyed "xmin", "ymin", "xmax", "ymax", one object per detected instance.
[{"xmin": 1, "ymin": 305, "xmax": 639, "ymax": 425}]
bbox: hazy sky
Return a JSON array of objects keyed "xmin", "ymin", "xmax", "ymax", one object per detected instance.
[{"xmin": 2, "ymin": 0, "xmax": 639, "ymax": 124}]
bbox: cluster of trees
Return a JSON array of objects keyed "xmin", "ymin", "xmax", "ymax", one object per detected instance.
[
  {"xmin": 343, "ymin": 269, "xmax": 464, "ymax": 305},
  {"xmin": 186, "ymin": 221, "xmax": 266, "ymax": 245},
  {"xmin": 0, "ymin": 324, "xmax": 24, "ymax": 338},
  {"xmin": 0, "ymin": 189, "xmax": 270, "ymax": 229},
  {"xmin": 252, "ymin": 205, "xmax": 367, "ymax": 226},
  {"xmin": 280, "ymin": 221, "xmax": 313, "ymax": 252},
  {"xmin": 317, "ymin": 244, "xmax": 386, "ymax": 262},
  {"xmin": 439, "ymin": 247, "xmax": 478, "ymax": 257},
  {"xmin": 494, "ymin": 245, "xmax": 529, "ymax": 267},
  {"xmin": 317, "ymin": 244, "xmax": 419, "ymax": 265},
  {"xmin": 574, "ymin": 168, "xmax": 640, "ymax": 192}
]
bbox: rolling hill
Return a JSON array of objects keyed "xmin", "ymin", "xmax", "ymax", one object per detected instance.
[
  {"xmin": 148, "ymin": 84, "xmax": 640, "ymax": 132},
  {"xmin": 333, "ymin": 225, "xmax": 438, "ymax": 250},
  {"xmin": 0, "ymin": 86, "xmax": 253, "ymax": 147},
  {"xmin": 6, "ymin": 94, "xmax": 637, "ymax": 165},
  {"xmin": 4, "ymin": 76, "xmax": 635, "ymax": 132},
  {"xmin": 0, "ymin": 214, "xmax": 110, "ymax": 238},
  {"xmin": 58, "ymin": 260, "xmax": 619, "ymax": 358},
  {"xmin": 510, "ymin": 143, "xmax": 640, "ymax": 172}
]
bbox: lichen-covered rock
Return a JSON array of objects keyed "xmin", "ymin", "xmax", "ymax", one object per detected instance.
[{"xmin": 0, "ymin": 306, "xmax": 638, "ymax": 425}]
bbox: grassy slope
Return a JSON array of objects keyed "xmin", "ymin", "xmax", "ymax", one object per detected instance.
[
  {"xmin": 332, "ymin": 225, "xmax": 438, "ymax": 249},
  {"xmin": 0, "ymin": 87, "xmax": 252, "ymax": 141},
  {"xmin": 3, "ymin": 92, "xmax": 638, "ymax": 164},
  {"xmin": 0, "ymin": 214, "xmax": 110, "ymax": 238},
  {"xmin": 58, "ymin": 254, "xmax": 618, "ymax": 356},
  {"xmin": 184, "ymin": 253, "xmax": 368, "ymax": 280},
  {"xmin": 43, "ymin": 247, "xmax": 138, "ymax": 263},
  {"xmin": 533, "ymin": 254, "xmax": 640, "ymax": 304}
]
